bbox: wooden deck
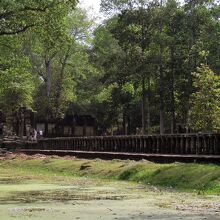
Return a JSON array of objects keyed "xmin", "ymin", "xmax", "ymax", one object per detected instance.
[{"xmin": 2, "ymin": 133, "xmax": 220, "ymax": 163}]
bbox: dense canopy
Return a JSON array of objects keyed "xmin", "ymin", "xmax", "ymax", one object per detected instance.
[{"xmin": 0, "ymin": 0, "xmax": 219, "ymax": 134}]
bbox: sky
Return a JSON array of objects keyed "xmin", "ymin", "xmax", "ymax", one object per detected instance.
[
  {"xmin": 79, "ymin": 0, "xmax": 101, "ymax": 14},
  {"xmin": 79, "ymin": 0, "xmax": 104, "ymax": 23}
]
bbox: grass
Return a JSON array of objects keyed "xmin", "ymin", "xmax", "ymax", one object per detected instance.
[
  {"xmin": 118, "ymin": 163, "xmax": 220, "ymax": 194},
  {"xmin": 0, "ymin": 156, "xmax": 219, "ymax": 195}
]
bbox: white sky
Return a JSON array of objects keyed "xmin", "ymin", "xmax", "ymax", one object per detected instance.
[
  {"xmin": 79, "ymin": 0, "xmax": 101, "ymax": 13},
  {"xmin": 79, "ymin": 0, "xmax": 103, "ymax": 23}
]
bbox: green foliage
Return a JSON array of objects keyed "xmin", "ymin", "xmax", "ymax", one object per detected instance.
[
  {"xmin": 91, "ymin": 0, "xmax": 220, "ymax": 134},
  {"xmin": 0, "ymin": 1, "xmax": 98, "ymax": 120},
  {"xmin": 0, "ymin": 0, "xmax": 220, "ymax": 134},
  {"xmin": 0, "ymin": 36, "xmax": 35, "ymax": 112},
  {"xmin": 28, "ymin": 7, "xmax": 95, "ymax": 118},
  {"xmin": 189, "ymin": 64, "xmax": 220, "ymax": 132},
  {"xmin": 0, "ymin": 0, "xmax": 77, "ymax": 35},
  {"xmin": 0, "ymin": 65, "xmax": 34, "ymax": 112}
]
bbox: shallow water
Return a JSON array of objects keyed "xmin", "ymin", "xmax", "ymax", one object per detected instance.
[{"xmin": 0, "ymin": 177, "xmax": 219, "ymax": 219}]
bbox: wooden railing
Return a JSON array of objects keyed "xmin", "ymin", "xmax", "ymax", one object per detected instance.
[{"xmin": 22, "ymin": 133, "xmax": 220, "ymax": 155}]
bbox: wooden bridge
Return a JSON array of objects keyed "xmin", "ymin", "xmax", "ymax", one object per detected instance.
[{"xmin": 13, "ymin": 133, "xmax": 220, "ymax": 162}]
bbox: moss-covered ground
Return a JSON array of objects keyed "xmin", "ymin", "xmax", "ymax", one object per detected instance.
[
  {"xmin": 0, "ymin": 154, "xmax": 219, "ymax": 220},
  {"xmin": 0, "ymin": 154, "xmax": 219, "ymax": 195}
]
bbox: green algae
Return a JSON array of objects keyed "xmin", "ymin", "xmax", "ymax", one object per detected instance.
[{"xmin": 0, "ymin": 156, "xmax": 219, "ymax": 220}]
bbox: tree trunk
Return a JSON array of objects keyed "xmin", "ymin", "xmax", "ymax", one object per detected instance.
[
  {"xmin": 127, "ymin": 113, "xmax": 131, "ymax": 135},
  {"xmin": 55, "ymin": 46, "xmax": 71, "ymax": 117},
  {"xmin": 159, "ymin": 0, "xmax": 165, "ymax": 135},
  {"xmin": 141, "ymin": 76, "xmax": 146, "ymax": 134},
  {"xmin": 159, "ymin": 62, "xmax": 165, "ymax": 134},
  {"xmin": 159, "ymin": 42, "xmax": 165, "ymax": 134},
  {"xmin": 170, "ymin": 47, "xmax": 176, "ymax": 134},
  {"xmin": 185, "ymin": 11, "xmax": 197, "ymax": 131},
  {"xmin": 146, "ymin": 78, "xmax": 151, "ymax": 134},
  {"xmin": 123, "ymin": 111, "xmax": 128, "ymax": 135},
  {"xmin": 44, "ymin": 55, "xmax": 52, "ymax": 124},
  {"xmin": 45, "ymin": 57, "xmax": 52, "ymax": 98},
  {"xmin": 55, "ymin": 62, "xmax": 65, "ymax": 117}
]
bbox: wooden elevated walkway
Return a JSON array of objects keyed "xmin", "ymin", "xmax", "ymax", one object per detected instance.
[
  {"xmin": 10, "ymin": 133, "xmax": 220, "ymax": 163},
  {"xmin": 22, "ymin": 133, "xmax": 220, "ymax": 154}
]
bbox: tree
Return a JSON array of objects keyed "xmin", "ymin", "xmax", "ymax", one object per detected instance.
[
  {"xmin": 91, "ymin": 18, "xmax": 131, "ymax": 134},
  {"xmin": 0, "ymin": 0, "xmax": 77, "ymax": 35},
  {"xmin": 96, "ymin": 0, "xmax": 220, "ymax": 134},
  {"xmin": 189, "ymin": 64, "xmax": 220, "ymax": 132},
  {"xmin": 30, "ymin": 8, "xmax": 95, "ymax": 118},
  {"xmin": 0, "ymin": 34, "xmax": 35, "ymax": 132},
  {"xmin": 0, "ymin": 3, "xmax": 96, "ymax": 121},
  {"xmin": 0, "ymin": 0, "xmax": 80, "ymax": 117},
  {"xmin": 0, "ymin": 35, "xmax": 35, "ymax": 113},
  {"xmin": 101, "ymin": 1, "xmax": 157, "ymax": 134},
  {"xmin": 1, "ymin": 0, "xmax": 219, "ymax": 135}
]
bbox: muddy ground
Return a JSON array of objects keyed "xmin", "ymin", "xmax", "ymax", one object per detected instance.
[{"xmin": 0, "ymin": 154, "xmax": 219, "ymax": 220}]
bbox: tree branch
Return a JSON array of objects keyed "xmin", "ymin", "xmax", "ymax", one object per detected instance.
[
  {"xmin": 0, "ymin": 0, "xmax": 68, "ymax": 19},
  {"xmin": 0, "ymin": 24, "xmax": 34, "ymax": 36}
]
